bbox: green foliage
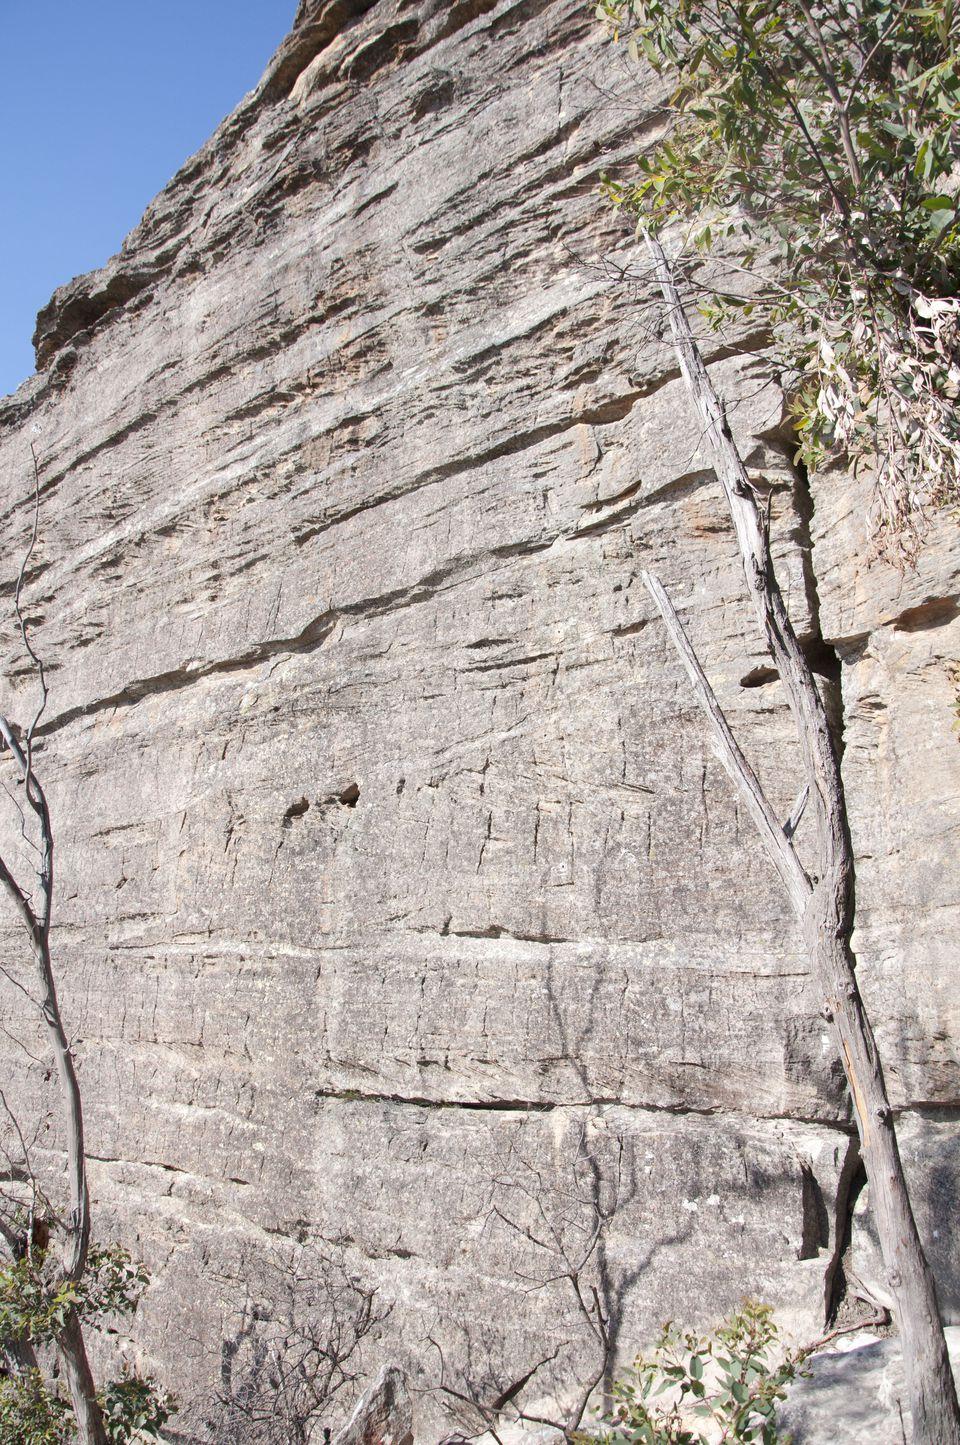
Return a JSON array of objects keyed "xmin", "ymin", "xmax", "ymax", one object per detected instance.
[
  {"xmin": 0, "ymin": 1372, "xmax": 72, "ymax": 1445},
  {"xmin": 81, "ymin": 1246, "xmax": 151, "ymax": 1322},
  {"xmin": 0, "ymin": 1245, "xmax": 148, "ymax": 1345},
  {"xmin": 583, "ymin": 1301, "xmax": 804, "ymax": 1444},
  {"xmin": 0, "ymin": 1371, "xmax": 174, "ymax": 1445},
  {"xmin": 0, "ymin": 1257, "xmax": 81, "ymax": 1344},
  {"xmin": 599, "ymin": 0, "xmax": 960, "ymax": 555},
  {"xmin": 0, "ymin": 1243, "xmax": 174, "ymax": 1444},
  {"xmin": 100, "ymin": 1374, "xmax": 174, "ymax": 1443}
]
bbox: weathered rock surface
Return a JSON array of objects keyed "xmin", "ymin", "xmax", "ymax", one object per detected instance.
[
  {"xmin": 779, "ymin": 1327, "xmax": 960, "ymax": 1444},
  {"xmin": 0, "ymin": 1, "xmax": 956, "ymax": 1440},
  {"xmin": 335, "ymin": 1365, "xmax": 414, "ymax": 1445}
]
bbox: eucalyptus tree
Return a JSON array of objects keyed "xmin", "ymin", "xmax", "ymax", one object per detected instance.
[{"xmin": 601, "ymin": 0, "xmax": 960, "ymax": 556}]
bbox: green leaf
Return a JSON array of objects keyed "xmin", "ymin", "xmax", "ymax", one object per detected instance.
[{"xmin": 927, "ymin": 206, "xmax": 956, "ymax": 234}]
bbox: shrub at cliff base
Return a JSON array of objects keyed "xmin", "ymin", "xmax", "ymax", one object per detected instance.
[
  {"xmin": 0, "ymin": 1243, "xmax": 173, "ymax": 1443},
  {"xmin": 583, "ymin": 1301, "xmax": 804, "ymax": 1445}
]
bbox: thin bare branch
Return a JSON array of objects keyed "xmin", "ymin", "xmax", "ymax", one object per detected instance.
[
  {"xmin": 641, "ymin": 569, "xmax": 811, "ymax": 914},
  {"xmin": 17, "ymin": 444, "xmax": 50, "ymax": 751},
  {"xmin": 784, "ymin": 783, "xmax": 810, "ymax": 840},
  {"xmin": 793, "ymin": 0, "xmax": 862, "ymax": 189}
]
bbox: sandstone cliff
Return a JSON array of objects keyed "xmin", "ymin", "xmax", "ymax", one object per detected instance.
[{"xmin": 0, "ymin": 0, "xmax": 957, "ymax": 1437}]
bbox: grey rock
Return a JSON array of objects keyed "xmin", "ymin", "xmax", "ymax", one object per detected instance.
[
  {"xmin": 850, "ymin": 1112, "xmax": 960, "ymax": 1324},
  {"xmin": 778, "ymin": 1327, "xmax": 960, "ymax": 1444},
  {"xmin": 0, "ymin": 0, "xmax": 956, "ymax": 1439},
  {"xmin": 335, "ymin": 1365, "xmax": 414, "ymax": 1445}
]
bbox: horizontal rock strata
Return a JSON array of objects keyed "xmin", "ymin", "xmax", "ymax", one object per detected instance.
[{"xmin": 0, "ymin": 0, "xmax": 957, "ymax": 1437}]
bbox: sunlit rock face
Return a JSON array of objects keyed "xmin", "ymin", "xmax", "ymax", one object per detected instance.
[{"xmin": 0, "ymin": 1, "xmax": 957, "ymax": 1436}]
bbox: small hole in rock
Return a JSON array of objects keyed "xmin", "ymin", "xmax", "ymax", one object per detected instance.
[
  {"xmin": 282, "ymin": 797, "xmax": 310, "ymax": 827},
  {"xmin": 339, "ymin": 782, "xmax": 360, "ymax": 808}
]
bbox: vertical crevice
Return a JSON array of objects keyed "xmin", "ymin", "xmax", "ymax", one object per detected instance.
[
  {"xmin": 824, "ymin": 1143, "xmax": 869, "ymax": 1325},
  {"xmin": 788, "ymin": 453, "xmax": 847, "ymax": 758},
  {"xmin": 799, "ymin": 1161, "xmax": 831, "ymax": 1261}
]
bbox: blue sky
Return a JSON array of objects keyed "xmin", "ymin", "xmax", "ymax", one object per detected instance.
[{"xmin": 0, "ymin": 3, "xmax": 296, "ymax": 398}]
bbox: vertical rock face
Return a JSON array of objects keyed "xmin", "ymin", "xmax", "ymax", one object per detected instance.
[{"xmin": 0, "ymin": 0, "xmax": 956, "ymax": 1436}]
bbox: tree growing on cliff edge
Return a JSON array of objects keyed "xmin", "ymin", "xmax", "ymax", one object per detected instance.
[
  {"xmin": 0, "ymin": 449, "xmax": 171, "ymax": 1445},
  {"xmin": 599, "ymin": 3, "xmax": 960, "ymax": 1441},
  {"xmin": 601, "ymin": 0, "xmax": 960, "ymax": 560}
]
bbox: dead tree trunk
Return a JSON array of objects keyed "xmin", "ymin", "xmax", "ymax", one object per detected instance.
[
  {"xmin": 1, "ymin": 1335, "xmax": 40, "ymax": 1376},
  {"xmin": 641, "ymin": 231, "xmax": 960, "ymax": 1445},
  {"xmin": 0, "ymin": 1221, "xmax": 41, "ymax": 1377}
]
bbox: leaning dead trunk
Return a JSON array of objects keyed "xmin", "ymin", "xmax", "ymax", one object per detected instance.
[{"xmin": 642, "ymin": 231, "xmax": 960, "ymax": 1444}]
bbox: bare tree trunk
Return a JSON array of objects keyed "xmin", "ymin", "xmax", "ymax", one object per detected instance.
[
  {"xmin": 0, "ymin": 456, "xmax": 108, "ymax": 1444},
  {"xmin": 642, "ymin": 230, "xmax": 960, "ymax": 1444},
  {"xmin": 1, "ymin": 1335, "xmax": 40, "ymax": 1375},
  {"xmin": 57, "ymin": 1307, "xmax": 109, "ymax": 1445},
  {"xmin": 0, "ymin": 732, "xmax": 106, "ymax": 1445}
]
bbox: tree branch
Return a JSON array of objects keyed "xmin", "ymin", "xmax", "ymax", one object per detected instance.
[
  {"xmin": 793, "ymin": 0, "xmax": 862, "ymax": 190},
  {"xmin": 642, "ymin": 570, "xmax": 811, "ymax": 914}
]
